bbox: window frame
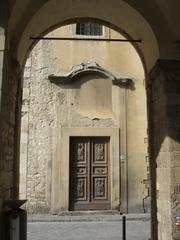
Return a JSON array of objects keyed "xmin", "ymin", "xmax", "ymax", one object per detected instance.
[
  {"xmin": 76, "ymin": 23, "xmax": 103, "ymax": 36},
  {"xmin": 72, "ymin": 23, "xmax": 109, "ymax": 39}
]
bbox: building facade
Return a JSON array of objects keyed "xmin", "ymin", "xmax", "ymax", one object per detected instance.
[{"xmin": 20, "ymin": 25, "xmax": 149, "ymax": 214}]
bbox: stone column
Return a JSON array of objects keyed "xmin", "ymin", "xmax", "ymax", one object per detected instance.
[
  {"xmin": 0, "ymin": 51, "xmax": 23, "ymax": 199},
  {"xmin": 12, "ymin": 58, "xmax": 23, "ymax": 199},
  {"xmin": 0, "ymin": 26, "xmax": 5, "ymax": 240},
  {"xmin": 0, "ymin": 3, "xmax": 9, "ymax": 239},
  {"xmin": 0, "ymin": 28, "xmax": 5, "ymax": 199},
  {"xmin": 148, "ymin": 60, "xmax": 180, "ymax": 240}
]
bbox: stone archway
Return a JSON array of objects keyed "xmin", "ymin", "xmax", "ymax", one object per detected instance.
[
  {"xmin": 14, "ymin": 13, "xmax": 158, "ymax": 239},
  {"xmin": 2, "ymin": 11, "xmax": 158, "ymax": 240},
  {"xmin": 1, "ymin": 1, "xmax": 180, "ymax": 240}
]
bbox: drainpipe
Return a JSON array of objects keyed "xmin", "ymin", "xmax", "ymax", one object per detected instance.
[
  {"xmin": 124, "ymin": 87, "xmax": 128, "ymax": 213},
  {"xmin": 119, "ymin": 87, "xmax": 128, "ymax": 213},
  {"xmin": 116, "ymin": 77, "xmax": 132, "ymax": 213}
]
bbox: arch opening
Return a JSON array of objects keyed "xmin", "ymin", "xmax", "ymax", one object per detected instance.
[
  {"xmin": 10, "ymin": 2, "xmax": 160, "ymax": 238},
  {"xmin": 19, "ymin": 21, "xmax": 149, "ymax": 224}
]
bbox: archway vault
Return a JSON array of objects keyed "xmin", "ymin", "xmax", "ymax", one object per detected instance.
[{"xmin": 9, "ymin": 0, "xmax": 162, "ymax": 73}]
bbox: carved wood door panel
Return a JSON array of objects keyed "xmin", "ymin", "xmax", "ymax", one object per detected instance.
[{"xmin": 69, "ymin": 137, "xmax": 110, "ymax": 210}]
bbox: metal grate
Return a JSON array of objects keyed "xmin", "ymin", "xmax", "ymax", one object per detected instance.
[{"xmin": 76, "ymin": 23, "xmax": 103, "ymax": 36}]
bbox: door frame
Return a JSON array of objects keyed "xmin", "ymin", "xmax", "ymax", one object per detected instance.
[{"xmin": 51, "ymin": 127, "xmax": 120, "ymax": 213}]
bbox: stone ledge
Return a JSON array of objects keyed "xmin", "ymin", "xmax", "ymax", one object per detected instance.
[{"xmin": 27, "ymin": 213, "xmax": 151, "ymax": 222}]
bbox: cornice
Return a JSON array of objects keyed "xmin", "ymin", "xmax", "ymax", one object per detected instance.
[{"xmin": 48, "ymin": 62, "xmax": 133, "ymax": 87}]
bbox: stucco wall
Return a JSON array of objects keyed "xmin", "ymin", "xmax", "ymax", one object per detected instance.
[{"xmin": 20, "ymin": 25, "xmax": 148, "ymax": 213}]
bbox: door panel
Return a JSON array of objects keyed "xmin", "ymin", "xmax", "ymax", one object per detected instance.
[
  {"xmin": 69, "ymin": 137, "xmax": 110, "ymax": 210},
  {"xmin": 91, "ymin": 137, "xmax": 109, "ymax": 208},
  {"xmin": 74, "ymin": 177, "xmax": 87, "ymax": 201},
  {"xmin": 93, "ymin": 177, "xmax": 107, "ymax": 199},
  {"xmin": 70, "ymin": 138, "xmax": 89, "ymax": 208}
]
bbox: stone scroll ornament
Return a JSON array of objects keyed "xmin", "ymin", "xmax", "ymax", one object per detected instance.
[{"xmin": 48, "ymin": 62, "xmax": 133, "ymax": 87}]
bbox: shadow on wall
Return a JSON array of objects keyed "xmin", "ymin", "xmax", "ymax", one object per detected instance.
[{"xmin": 148, "ymin": 60, "xmax": 180, "ymax": 240}]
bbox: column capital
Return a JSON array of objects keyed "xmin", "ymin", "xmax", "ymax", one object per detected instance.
[{"xmin": 149, "ymin": 59, "xmax": 180, "ymax": 82}]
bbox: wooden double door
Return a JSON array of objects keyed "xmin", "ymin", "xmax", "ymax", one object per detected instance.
[{"xmin": 69, "ymin": 137, "xmax": 110, "ymax": 210}]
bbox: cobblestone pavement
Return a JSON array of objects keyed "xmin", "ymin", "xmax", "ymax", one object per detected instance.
[{"xmin": 27, "ymin": 214, "xmax": 150, "ymax": 240}]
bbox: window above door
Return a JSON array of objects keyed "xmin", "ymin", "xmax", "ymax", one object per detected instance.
[{"xmin": 76, "ymin": 23, "xmax": 103, "ymax": 36}]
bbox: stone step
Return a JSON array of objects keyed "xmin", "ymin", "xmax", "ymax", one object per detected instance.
[
  {"xmin": 59, "ymin": 210, "xmax": 120, "ymax": 216},
  {"xmin": 27, "ymin": 213, "xmax": 150, "ymax": 222}
]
